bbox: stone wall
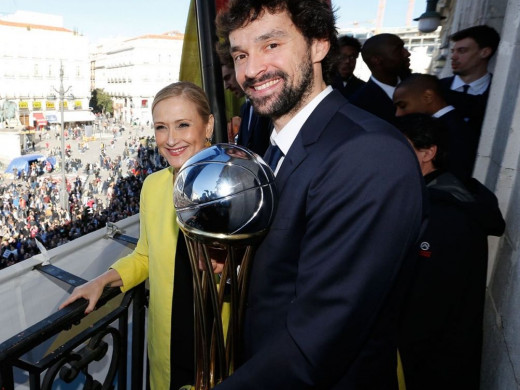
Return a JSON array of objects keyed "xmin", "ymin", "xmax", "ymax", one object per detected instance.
[{"xmin": 439, "ymin": 0, "xmax": 520, "ymax": 388}]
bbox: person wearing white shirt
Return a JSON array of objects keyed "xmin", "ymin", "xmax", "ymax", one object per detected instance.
[
  {"xmin": 350, "ymin": 33, "xmax": 411, "ymax": 125},
  {"xmin": 215, "ymin": 1, "xmax": 426, "ymax": 388},
  {"xmin": 393, "ymin": 73, "xmax": 478, "ymax": 181}
]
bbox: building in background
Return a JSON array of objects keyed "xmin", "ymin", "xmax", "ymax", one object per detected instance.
[
  {"xmin": 0, "ymin": 11, "xmax": 94, "ymax": 161},
  {"xmin": 0, "ymin": 10, "xmax": 184, "ymax": 162},
  {"xmin": 90, "ymin": 31, "xmax": 184, "ymax": 126},
  {"xmin": 0, "ymin": 11, "xmax": 93, "ymax": 130}
]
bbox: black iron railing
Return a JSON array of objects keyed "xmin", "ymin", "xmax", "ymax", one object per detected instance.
[{"xmin": 0, "ymin": 233, "xmax": 147, "ymax": 390}]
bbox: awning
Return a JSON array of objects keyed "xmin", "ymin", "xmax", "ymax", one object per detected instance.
[{"xmin": 33, "ymin": 113, "xmax": 47, "ymax": 127}]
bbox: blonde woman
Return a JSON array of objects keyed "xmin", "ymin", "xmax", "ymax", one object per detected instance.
[{"xmin": 60, "ymin": 81, "xmax": 214, "ymax": 389}]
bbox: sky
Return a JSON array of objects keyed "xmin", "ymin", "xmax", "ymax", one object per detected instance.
[{"xmin": 1, "ymin": 0, "xmax": 420, "ymax": 43}]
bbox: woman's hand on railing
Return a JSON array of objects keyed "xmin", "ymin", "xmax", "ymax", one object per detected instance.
[{"xmin": 59, "ymin": 269, "xmax": 123, "ymax": 314}]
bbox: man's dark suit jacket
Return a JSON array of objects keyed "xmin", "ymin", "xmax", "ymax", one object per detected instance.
[
  {"xmin": 216, "ymin": 90, "xmax": 426, "ymax": 389},
  {"xmin": 237, "ymin": 101, "xmax": 272, "ymax": 156},
  {"xmin": 331, "ymin": 74, "xmax": 366, "ymax": 100},
  {"xmin": 436, "ymin": 108, "xmax": 479, "ymax": 181},
  {"xmin": 350, "ymin": 78, "xmax": 397, "ymax": 125},
  {"xmin": 440, "ymin": 75, "xmax": 492, "ymax": 136}
]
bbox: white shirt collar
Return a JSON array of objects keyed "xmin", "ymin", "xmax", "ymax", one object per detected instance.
[
  {"xmin": 432, "ymin": 105, "xmax": 455, "ymax": 118},
  {"xmin": 451, "ymin": 73, "xmax": 491, "ymax": 95},
  {"xmin": 370, "ymin": 75, "xmax": 399, "ymax": 101},
  {"xmin": 269, "ymin": 86, "xmax": 333, "ymax": 174}
]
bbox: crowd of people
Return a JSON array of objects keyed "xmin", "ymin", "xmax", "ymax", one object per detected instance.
[{"xmin": 0, "ymin": 130, "xmax": 166, "ymax": 269}]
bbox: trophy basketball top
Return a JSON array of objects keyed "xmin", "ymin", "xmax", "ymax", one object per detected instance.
[{"xmin": 173, "ymin": 143, "xmax": 277, "ymax": 244}]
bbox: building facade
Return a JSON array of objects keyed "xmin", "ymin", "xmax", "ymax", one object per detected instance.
[
  {"xmin": 0, "ymin": 11, "xmax": 93, "ymax": 132},
  {"xmin": 90, "ymin": 32, "xmax": 184, "ymax": 126}
]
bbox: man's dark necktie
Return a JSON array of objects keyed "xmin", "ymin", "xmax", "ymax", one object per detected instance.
[
  {"xmin": 462, "ymin": 84, "xmax": 470, "ymax": 94},
  {"xmin": 264, "ymin": 143, "xmax": 284, "ymax": 173}
]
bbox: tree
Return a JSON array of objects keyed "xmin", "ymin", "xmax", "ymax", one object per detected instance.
[{"xmin": 90, "ymin": 89, "xmax": 114, "ymax": 115}]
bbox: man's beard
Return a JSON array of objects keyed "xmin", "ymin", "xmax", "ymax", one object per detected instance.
[{"xmin": 244, "ymin": 57, "xmax": 314, "ymax": 120}]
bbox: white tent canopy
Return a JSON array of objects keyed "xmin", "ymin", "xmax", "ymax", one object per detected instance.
[{"xmin": 46, "ymin": 110, "xmax": 96, "ymax": 124}]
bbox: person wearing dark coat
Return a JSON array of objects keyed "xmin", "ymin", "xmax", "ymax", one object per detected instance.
[
  {"xmin": 350, "ymin": 33, "xmax": 411, "ymax": 125},
  {"xmin": 396, "ymin": 114, "xmax": 505, "ymax": 390},
  {"xmin": 331, "ymin": 35, "xmax": 366, "ymax": 99},
  {"xmin": 393, "ymin": 73, "xmax": 478, "ymax": 182},
  {"xmin": 215, "ymin": 1, "xmax": 426, "ymax": 388}
]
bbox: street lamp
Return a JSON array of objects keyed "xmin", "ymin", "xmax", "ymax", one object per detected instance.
[
  {"xmin": 414, "ymin": 0, "xmax": 445, "ymax": 33},
  {"xmin": 53, "ymin": 62, "xmax": 71, "ymax": 211}
]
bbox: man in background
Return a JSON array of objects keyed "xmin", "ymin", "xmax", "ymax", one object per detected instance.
[
  {"xmin": 331, "ymin": 35, "xmax": 366, "ymax": 99},
  {"xmin": 440, "ymin": 25, "xmax": 501, "ymax": 134},
  {"xmin": 222, "ymin": 63, "xmax": 245, "ymax": 99},
  {"xmin": 350, "ymin": 33, "xmax": 411, "ymax": 125},
  {"xmin": 221, "ymin": 61, "xmax": 272, "ymax": 155},
  {"xmin": 393, "ymin": 73, "xmax": 477, "ymax": 181}
]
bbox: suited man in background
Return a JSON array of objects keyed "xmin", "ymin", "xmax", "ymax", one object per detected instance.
[
  {"xmin": 350, "ymin": 33, "xmax": 411, "ymax": 125},
  {"xmin": 331, "ymin": 35, "xmax": 366, "ymax": 99},
  {"xmin": 216, "ymin": 0, "xmax": 426, "ymax": 388},
  {"xmin": 440, "ymin": 25, "xmax": 501, "ymax": 135},
  {"xmin": 393, "ymin": 73, "xmax": 477, "ymax": 182},
  {"xmin": 221, "ymin": 60, "xmax": 272, "ymax": 155}
]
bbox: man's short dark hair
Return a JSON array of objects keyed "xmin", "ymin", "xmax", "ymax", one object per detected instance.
[
  {"xmin": 396, "ymin": 114, "xmax": 448, "ymax": 170},
  {"xmin": 361, "ymin": 33, "xmax": 400, "ymax": 63},
  {"xmin": 451, "ymin": 25, "xmax": 501, "ymax": 58},
  {"xmin": 396, "ymin": 73, "xmax": 445, "ymax": 99},
  {"xmin": 338, "ymin": 35, "xmax": 361, "ymax": 54},
  {"xmin": 216, "ymin": 0, "xmax": 339, "ymax": 85}
]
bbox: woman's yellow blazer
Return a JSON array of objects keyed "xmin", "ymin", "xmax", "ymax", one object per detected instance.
[{"xmin": 112, "ymin": 166, "xmax": 182, "ymax": 390}]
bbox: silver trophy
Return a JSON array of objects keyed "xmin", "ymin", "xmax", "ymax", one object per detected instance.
[{"xmin": 173, "ymin": 144, "xmax": 277, "ymax": 389}]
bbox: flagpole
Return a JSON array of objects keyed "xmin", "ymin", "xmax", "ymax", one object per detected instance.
[{"xmin": 195, "ymin": 0, "xmax": 227, "ymax": 143}]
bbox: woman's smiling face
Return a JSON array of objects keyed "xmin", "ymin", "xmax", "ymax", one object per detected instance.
[{"xmin": 153, "ymin": 95, "xmax": 213, "ymax": 169}]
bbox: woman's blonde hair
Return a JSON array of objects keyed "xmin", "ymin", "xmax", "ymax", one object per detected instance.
[{"xmin": 152, "ymin": 81, "xmax": 212, "ymax": 124}]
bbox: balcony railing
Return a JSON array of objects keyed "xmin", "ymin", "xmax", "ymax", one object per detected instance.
[{"xmin": 0, "ymin": 233, "xmax": 147, "ymax": 390}]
